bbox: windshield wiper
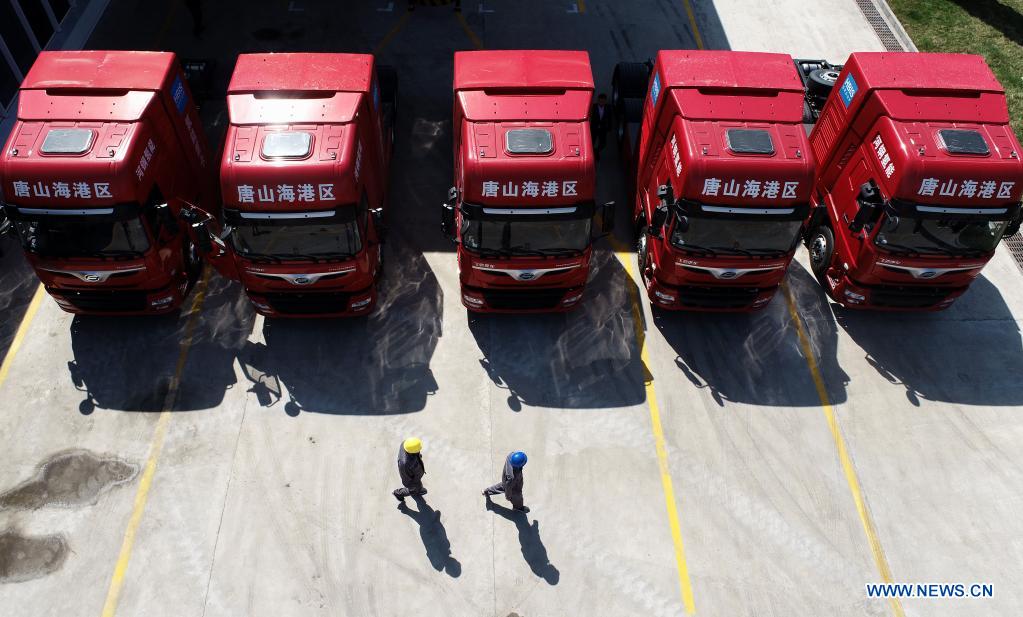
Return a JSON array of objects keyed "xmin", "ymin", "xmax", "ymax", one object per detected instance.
[
  {"xmin": 745, "ymin": 248, "xmax": 789, "ymax": 257},
  {"xmin": 536, "ymin": 247, "xmax": 583, "ymax": 257},
  {"xmin": 875, "ymin": 241, "xmax": 921, "ymax": 256},
  {"xmin": 505, "ymin": 245, "xmax": 548, "ymax": 257},
  {"xmin": 242, "ymin": 253, "xmax": 281, "ymax": 264},
  {"xmin": 674, "ymin": 243, "xmax": 717, "ymax": 257},
  {"xmin": 708, "ymin": 245, "xmax": 754, "ymax": 257}
]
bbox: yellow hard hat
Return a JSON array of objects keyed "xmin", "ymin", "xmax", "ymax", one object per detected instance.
[{"xmin": 403, "ymin": 438, "xmax": 422, "ymax": 454}]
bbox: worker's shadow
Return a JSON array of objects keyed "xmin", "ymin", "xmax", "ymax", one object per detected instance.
[
  {"xmin": 398, "ymin": 496, "xmax": 462, "ymax": 578},
  {"xmin": 487, "ymin": 500, "xmax": 560, "ymax": 585}
]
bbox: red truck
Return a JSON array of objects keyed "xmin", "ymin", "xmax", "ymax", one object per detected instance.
[
  {"xmin": 442, "ymin": 50, "xmax": 614, "ymax": 313},
  {"xmin": 185, "ymin": 53, "xmax": 396, "ymax": 317},
  {"xmin": 797, "ymin": 52, "xmax": 1023, "ymax": 310},
  {"xmin": 613, "ymin": 50, "xmax": 814, "ymax": 311},
  {"xmin": 0, "ymin": 51, "xmax": 217, "ymax": 314}
]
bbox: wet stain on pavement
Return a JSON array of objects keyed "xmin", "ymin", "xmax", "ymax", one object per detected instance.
[
  {"xmin": 0, "ymin": 530, "xmax": 69, "ymax": 583},
  {"xmin": 0, "ymin": 451, "xmax": 138, "ymax": 510}
]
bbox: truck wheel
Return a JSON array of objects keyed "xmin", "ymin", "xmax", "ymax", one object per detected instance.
[
  {"xmin": 802, "ymin": 100, "xmax": 815, "ymax": 125},
  {"xmin": 808, "ymin": 226, "xmax": 835, "ymax": 285},
  {"xmin": 612, "ymin": 62, "xmax": 651, "ymax": 108},
  {"xmin": 807, "ymin": 68, "xmax": 839, "ymax": 98},
  {"xmin": 184, "ymin": 239, "xmax": 201, "ymax": 282},
  {"xmin": 637, "ymin": 228, "xmax": 651, "ymax": 279}
]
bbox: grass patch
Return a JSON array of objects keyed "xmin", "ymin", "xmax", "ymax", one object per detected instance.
[{"xmin": 888, "ymin": 0, "xmax": 1023, "ymax": 138}]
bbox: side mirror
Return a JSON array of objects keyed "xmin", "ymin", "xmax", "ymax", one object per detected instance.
[
  {"xmin": 441, "ymin": 202, "xmax": 457, "ymax": 242},
  {"xmin": 849, "ymin": 182, "xmax": 881, "ymax": 234},
  {"xmin": 154, "ymin": 202, "xmax": 176, "ymax": 228},
  {"xmin": 675, "ymin": 215, "xmax": 690, "ymax": 233},
  {"xmin": 600, "ymin": 201, "xmax": 616, "ymax": 234},
  {"xmin": 447, "ymin": 186, "xmax": 458, "ymax": 202},
  {"xmin": 370, "ymin": 208, "xmax": 387, "ymax": 243},
  {"xmin": 649, "ymin": 204, "xmax": 669, "ymax": 238},
  {"xmin": 192, "ymin": 221, "xmax": 213, "ymax": 254},
  {"xmin": 1006, "ymin": 209, "xmax": 1023, "ymax": 238}
]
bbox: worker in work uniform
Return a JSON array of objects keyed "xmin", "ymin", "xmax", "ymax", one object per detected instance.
[
  {"xmin": 590, "ymin": 93, "xmax": 612, "ymax": 161},
  {"xmin": 393, "ymin": 438, "xmax": 427, "ymax": 501},
  {"xmin": 483, "ymin": 451, "xmax": 529, "ymax": 513}
]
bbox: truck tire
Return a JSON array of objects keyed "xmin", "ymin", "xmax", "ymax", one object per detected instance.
[
  {"xmin": 612, "ymin": 62, "xmax": 651, "ymax": 108},
  {"xmin": 637, "ymin": 227, "xmax": 651, "ymax": 279},
  {"xmin": 808, "ymin": 225, "xmax": 835, "ymax": 286},
  {"xmin": 184, "ymin": 238, "xmax": 201, "ymax": 283},
  {"xmin": 807, "ymin": 68, "xmax": 839, "ymax": 98}
]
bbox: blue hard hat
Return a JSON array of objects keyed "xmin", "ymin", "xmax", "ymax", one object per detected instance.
[{"xmin": 510, "ymin": 451, "xmax": 527, "ymax": 467}]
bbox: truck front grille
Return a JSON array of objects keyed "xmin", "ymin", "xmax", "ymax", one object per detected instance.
[
  {"xmin": 868, "ymin": 285, "xmax": 960, "ymax": 309},
  {"xmin": 262, "ymin": 291, "xmax": 352, "ymax": 315},
  {"xmin": 480, "ymin": 287, "xmax": 568, "ymax": 311},
  {"xmin": 676, "ymin": 285, "xmax": 760, "ymax": 309},
  {"xmin": 57, "ymin": 289, "xmax": 149, "ymax": 312}
]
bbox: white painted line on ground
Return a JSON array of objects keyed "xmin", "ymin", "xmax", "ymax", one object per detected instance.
[{"xmin": 378, "ymin": 2, "xmax": 395, "ymax": 12}]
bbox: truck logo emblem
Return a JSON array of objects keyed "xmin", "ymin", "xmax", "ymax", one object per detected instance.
[
  {"xmin": 518, "ymin": 272, "xmax": 536, "ymax": 281},
  {"xmin": 83, "ymin": 274, "xmax": 101, "ymax": 282},
  {"xmin": 718, "ymin": 271, "xmax": 738, "ymax": 279},
  {"xmin": 292, "ymin": 277, "xmax": 312, "ymax": 285},
  {"xmin": 918, "ymin": 271, "xmax": 937, "ymax": 279}
]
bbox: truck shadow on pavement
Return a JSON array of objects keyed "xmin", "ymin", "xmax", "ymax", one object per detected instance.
[
  {"xmin": 486, "ymin": 499, "xmax": 559, "ymax": 585},
  {"xmin": 656, "ymin": 263, "xmax": 849, "ymax": 407},
  {"xmin": 834, "ymin": 274, "xmax": 1023, "ymax": 406},
  {"xmin": 469, "ymin": 250, "xmax": 646, "ymax": 410},
  {"xmin": 237, "ymin": 245, "xmax": 441, "ymax": 415},
  {"xmin": 398, "ymin": 495, "xmax": 462, "ymax": 577},
  {"xmin": 0, "ymin": 240, "xmax": 38, "ymax": 363},
  {"xmin": 67, "ymin": 275, "xmax": 253, "ymax": 413}
]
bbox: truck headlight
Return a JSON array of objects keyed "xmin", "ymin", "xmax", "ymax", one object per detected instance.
[
  {"xmin": 843, "ymin": 289, "xmax": 866, "ymax": 303},
  {"xmin": 462, "ymin": 294, "xmax": 485, "ymax": 307},
  {"xmin": 653, "ymin": 290, "xmax": 676, "ymax": 304},
  {"xmin": 150, "ymin": 295, "xmax": 175, "ymax": 307},
  {"xmin": 350, "ymin": 297, "xmax": 372, "ymax": 310}
]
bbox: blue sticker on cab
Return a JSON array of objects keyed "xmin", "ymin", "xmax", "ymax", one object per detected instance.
[
  {"xmin": 839, "ymin": 73, "xmax": 858, "ymax": 108},
  {"xmin": 171, "ymin": 76, "xmax": 188, "ymax": 114},
  {"xmin": 650, "ymin": 72, "xmax": 661, "ymax": 107}
]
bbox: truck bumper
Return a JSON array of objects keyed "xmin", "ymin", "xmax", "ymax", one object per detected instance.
[
  {"xmin": 245, "ymin": 285, "xmax": 377, "ymax": 318},
  {"xmin": 460, "ymin": 284, "xmax": 585, "ymax": 313},
  {"xmin": 827, "ymin": 276, "xmax": 965, "ymax": 311},
  {"xmin": 48, "ymin": 283, "xmax": 185, "ymax": 315},
  {"xmin": 644, "ymin": 276, "xmax": 778, "ymax": 312}
]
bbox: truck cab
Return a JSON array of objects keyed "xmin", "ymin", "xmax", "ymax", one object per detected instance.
[
  {"xmin": 0, "ymin": 51, "xmax": 216, "ymax": 314},
  {"xmin": 442, "ymin": 50, "xmax": 613, "ymax": 313},
  {"xmin": 614, "ymin": 50, "xmax": 813, "ymax": 311},
  {"xmin": 191, "ymin": 53, "xmax": 396, "ymax": 317},
  {"xmin": 800, "ymin": 52, "xmax": 1023, "ymax": 310}
]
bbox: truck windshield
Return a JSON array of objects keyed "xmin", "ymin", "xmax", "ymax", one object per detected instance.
[
  {"xmin": 231, "ymin": 219, "xmax": 362, "ymax": 260},
  {"xmin": 461, "ymin": 217, "xmax": 592, "ymax": 256},
  {"xmin": 669, "ymin": 215, "xmax": 802, "ymax": 256},
  {"xmin": 14, "ymin": 216, "xmax": 149, "ymax": 258},
  {"xmin": 874, "ymin": 215, "xmax": 1007, "ymax": 255}
]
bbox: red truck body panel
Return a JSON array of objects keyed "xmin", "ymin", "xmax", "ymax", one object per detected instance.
[
  {"xmin": 1, "ymin": 51, "xmax": 217, "ymax": 314},
  {"xmin": 808, "ymin": 52, "xmax": 1023, "ymax": 310},
  {"xmin": 216, "ymin": 53, "xmax": 390, "ymax": 317},
  {"xmin": 452, "ymin": 50, "xmax": 597, "ymax": 313},
  {"xmin": 632, "ymin": 50, "xmax": 814, "ymax": 311}
]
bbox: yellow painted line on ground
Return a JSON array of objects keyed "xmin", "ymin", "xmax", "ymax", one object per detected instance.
[
  {"xmin": 0, "ymin": 284, "xmax": 45, "ymax": 390},
  {"xmin": 373, "ymin": 11, "xmax": 412, "ymax": 56},
  {"xmin": 782, "ymin": 284, "xmax": 904, "ymax": 617},
  {"xmin": 456, "ymin": 10, "xmax": 484, "ymax": 50},
  {"xmin": 613, "ymin": 240, "xmax": 697, "ymax": 615},
  {"xmin": 99, "ymin": 270, "xmax": 211, "ymax": 617},
  {"xmin": 681, "ymin": 0, "xmax": 705, "ymax": 50},
  {"xmin": 576, "ymin": 0, "xmax": 587, "ymax": 13}
]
